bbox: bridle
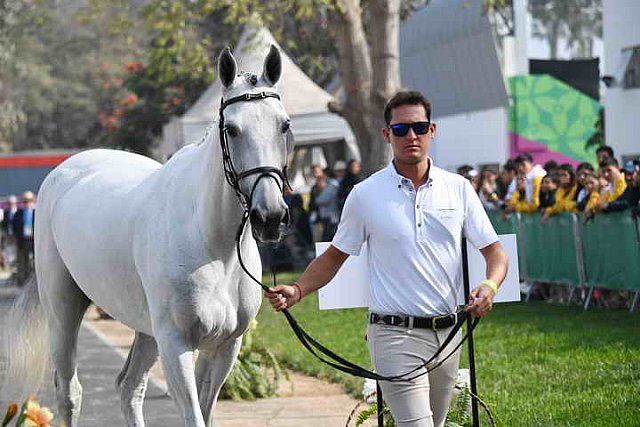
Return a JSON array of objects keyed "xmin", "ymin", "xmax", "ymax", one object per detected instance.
[{"xmin": 218, "ymin": 90, "xmax": 291, "ymax": 212}]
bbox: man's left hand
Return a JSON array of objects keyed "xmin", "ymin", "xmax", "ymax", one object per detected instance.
[{"xmin": 465, "ymin": 284, "xmax": 495, "ymax": 317}]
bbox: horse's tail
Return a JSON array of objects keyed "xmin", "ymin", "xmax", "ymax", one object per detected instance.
[{"xmin": 1, "ymin": 274, "xmax": 50, "ymax": 401}]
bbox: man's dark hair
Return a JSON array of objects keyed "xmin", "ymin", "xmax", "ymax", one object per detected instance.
[
  {"xmin": 514, "ymin": 153, "xmax": 533, "ymax": 165},
  {"xmin": 599, "ymin": 157, "xmax": 619, "ymax": 168},
  {"xmin": 456, "ymin": 165, "xmax": 474, "ymax": 175},
  {"xmin": 383, "ymin": 90, "xmax": 432, "ymax": 125},
  {"xmin": 543, "ymin": 160, "xmax": 558, "ymax": 173},
  {"xmin": 596, "ymin": 145, "xmax": 614, "ymax": 158},
  {"xmin": 576, "ymin": 162, "xmax": 594, "ymax": 172},
  {"xmin": 502, "ymin": 159, "xmax": 517, "ymax": 172}
]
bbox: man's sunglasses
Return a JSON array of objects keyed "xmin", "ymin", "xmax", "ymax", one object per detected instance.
[{"xmin": 388, "ymin": 121, "xmax": 431, "ymax": 137}]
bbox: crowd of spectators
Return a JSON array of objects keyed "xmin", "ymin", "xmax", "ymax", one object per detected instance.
[
  {"xmin": 0, "ymin": 191, "xmax": 37, "ymax": 285},
  {"xmin": 274, "ymin": 159, "xmax": 363, "ymax": 269},
  {"xmin": 457, "ymin": 146, "xmax": 640, "ymax": 222}
]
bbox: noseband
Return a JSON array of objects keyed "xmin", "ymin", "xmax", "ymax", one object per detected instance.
[{"xmin": 218, "ymin": 91, "xmax": 291, "ymax": 211}]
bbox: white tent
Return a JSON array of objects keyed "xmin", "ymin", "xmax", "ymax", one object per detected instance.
[{"xmin": 158, "ymin": 27, "xmax": 359, "ymax": 186}]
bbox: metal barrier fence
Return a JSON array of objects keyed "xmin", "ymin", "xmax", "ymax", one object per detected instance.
[{"xmin": 486, "ymin": 210, "xmax": 640, "ymax": 311}]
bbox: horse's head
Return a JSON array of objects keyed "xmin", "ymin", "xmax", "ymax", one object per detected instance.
[{"xmin": 218, "ymin": 46, "xmax": 293, "ymax": 243}]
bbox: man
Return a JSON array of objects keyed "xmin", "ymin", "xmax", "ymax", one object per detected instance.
[
  {"xmin": 266, "ymin": 90, "xmax": 508, "ymax": 427},
  {"xmin": 600, "ymin": 160, "xmax": 639, "ymax": 213},
  {"xmin": 332, "ymin": 160, "xmax": 348, "ymax": 185},
  {"xmin": 337, "ymin": 159, "xmax": 363, "ymax": 214},
  {"xmin": 497, "ymin": 160, "xmax": 517, "ymax": 202},
  {"xmin": 313, "ymin": 173, "xmax": 340, "ymax": 241},
  {"xmin": 596, "ymin": 145, "xmax": 615, "ymax": 165},
  {"xmin": 11, "ymin": 191, "xmax": 36, "ymax": 285},
  {"xmin": 505, "ymin": 153, "xmax": 546, "ymax": 213},
  {"xmin": 599, "ymin": 157, "xmax": 627, "ymax": 205}
]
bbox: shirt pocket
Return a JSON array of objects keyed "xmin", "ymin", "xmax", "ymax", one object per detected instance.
[{"xmin": 420, "ymin": 208, "xmax": 464, "ymax": 242}]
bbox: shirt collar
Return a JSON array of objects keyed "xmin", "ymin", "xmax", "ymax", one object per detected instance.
[{"xmin": 386, "ymin": 158, "xmax": 441, "ymax": 187}]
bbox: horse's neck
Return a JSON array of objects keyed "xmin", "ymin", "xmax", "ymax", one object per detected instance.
[{"xmin": 174, "ymin": 131, "xmax": 247, "ymax": 251}]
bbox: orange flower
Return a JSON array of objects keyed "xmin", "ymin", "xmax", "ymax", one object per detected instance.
[
  {"xmin": 121, "ymin": 94, "xmax": 138, "ymax": 107},
  {"xmin": 23, "ymin": 400, "xmax": 54, "ymax": 427},
  {"xmin": 124, "ymin": 62, "xmax": 144, "ymax": 73},
  {"xmin": 171, "ymin": 97, "xmax": 181, "ymax": 105}
]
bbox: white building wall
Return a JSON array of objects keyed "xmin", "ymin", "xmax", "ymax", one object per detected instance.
[
  {"xmin": 431, "ymin": 107, "xmax": 508, "ymax": 172},
  {"xmin": 603, "ymin": 0, "xmax": 640, "ymax": 160}
]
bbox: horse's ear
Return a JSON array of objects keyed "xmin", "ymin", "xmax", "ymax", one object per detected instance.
[
  {"xmin": 218, "ymin": 47, "xmax": 237, "ymax": 88},
  {"xmin": 262, "ymin": 45, "xmax": 282, "ymax": 86}
]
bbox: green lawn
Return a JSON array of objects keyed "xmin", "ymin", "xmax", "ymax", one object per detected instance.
[{"xmin": 256, "ymin": 272, "xmax": 640, "ymax": 426}]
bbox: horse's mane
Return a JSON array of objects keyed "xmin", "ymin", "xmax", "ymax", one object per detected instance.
[{"xmin": 167, "ymin": 123, "xmax": 216, "ymax": 162}]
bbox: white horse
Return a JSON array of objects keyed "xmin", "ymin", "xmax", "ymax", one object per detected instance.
[{"xmin": 2, "ymin": 46, "xmax": 292, "ymax": 427}]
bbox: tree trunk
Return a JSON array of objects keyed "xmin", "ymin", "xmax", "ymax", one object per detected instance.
[
  {"xmin": 328, "ymin": 0, "xmax": 373, "ymax": 172},
  {"xmin": 367, "ymin": 0, "xmax": 401, "ymax": 174},
  {"xmin": 328, "ymin": 0, "xmax": 401, "ymax": 176}
]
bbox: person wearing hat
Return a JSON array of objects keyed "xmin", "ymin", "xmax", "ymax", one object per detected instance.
[
  {"xmin": 11, "ymin": 191, "xmax": 36, "ymax": 285},
  {"xmin": 600, "ymin": 160, "xmax": 640, "ymax": 213},
  {"xmin": 332, "ymin": 160, "xmax": 348, "ymax": 185}
]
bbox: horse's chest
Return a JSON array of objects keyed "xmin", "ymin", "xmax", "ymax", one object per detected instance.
[{"xmin": 171, "ymin": 270, "xmax": 261, "ymax": 347}]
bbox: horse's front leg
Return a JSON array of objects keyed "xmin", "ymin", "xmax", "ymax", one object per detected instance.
[
  {"xmin": 155, "ymin": 328, "xmax": 206, "ymax": 427},
  {"xmin": 196, "ymin": 337, "xmax": 243, "ymax": 427}
]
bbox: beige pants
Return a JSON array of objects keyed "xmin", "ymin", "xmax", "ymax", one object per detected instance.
[{"xmin": 367, "ymin": 322, "xmax": 461, "ymax": 427}]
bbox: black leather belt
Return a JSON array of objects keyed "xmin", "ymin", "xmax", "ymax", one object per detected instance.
[{"xmin": 369, "ymin": 312, "xmax": 457, "ymax": 330}]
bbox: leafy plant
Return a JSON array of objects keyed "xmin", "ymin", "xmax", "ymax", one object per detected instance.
[
  {"xmin": 347, "ymin": 382, "xmax": 473, "ymax": 427},
  {"xmin": 219, "ymin": 319, "xmax": 287, "ymax": 401}
]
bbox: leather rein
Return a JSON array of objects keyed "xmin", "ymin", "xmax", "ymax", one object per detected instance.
[{"xmin": 221, "ymin": 90, "xmax": 480, "ymax": 383}]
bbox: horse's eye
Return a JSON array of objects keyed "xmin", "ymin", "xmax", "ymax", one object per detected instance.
[
  {"xmin": 225, "ymin": 125, "xmax": 240, "ymax": 138},
  {"xmin": 281, "ymin": 121, "xmax": 291, "ymax": 134}
]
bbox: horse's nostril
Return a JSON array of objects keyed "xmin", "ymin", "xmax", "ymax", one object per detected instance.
[{"xmin": 249, "ymin": 209, "xmax": 265, "ymax": 225}]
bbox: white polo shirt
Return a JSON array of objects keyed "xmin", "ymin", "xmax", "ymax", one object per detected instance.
[{"xmin": 331, "ymin": 161, "xmax": 499, "ymax": 317}]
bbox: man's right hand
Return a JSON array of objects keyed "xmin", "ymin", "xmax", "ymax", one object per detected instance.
[{"xmin": 265, "ymin": 284, "xmax": 301, "ymax": 311}]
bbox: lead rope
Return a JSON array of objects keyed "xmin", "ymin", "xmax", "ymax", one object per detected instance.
[
  {"xmin": 234, "ymin": 213, "xmax": 479, "ymax": 382},
  {"xmin": 234, "ymin": 214, "xmax": 497, "ymax": 425}
]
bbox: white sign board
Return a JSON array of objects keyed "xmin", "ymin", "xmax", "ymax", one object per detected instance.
[{"xmin": 317, "ymin": 234, "xmax": 520, "ymax": 310}]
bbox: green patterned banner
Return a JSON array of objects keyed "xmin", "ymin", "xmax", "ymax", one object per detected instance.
[{"xmin": 509, "ymin": 75, "xmax": 601, "ymax": 165}]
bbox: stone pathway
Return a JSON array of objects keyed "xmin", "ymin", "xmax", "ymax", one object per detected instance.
[{"xmin": 0, "ymin": 279, "xmax": 369, "ymax": 426}]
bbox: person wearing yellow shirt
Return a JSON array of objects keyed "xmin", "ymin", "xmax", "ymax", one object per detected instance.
[
  {"xmin": 599, "ymin": 157, "xmax": 627, "ymax": 204},
  {"xmin": 582, "ymin": 172, "xmax": 602, "ymax": 222},
  {"xmin": 541, "ymin": 164, "xmax": 578, "ymax": 222},
  {"xmin": 505, "ymin": 153, "xmax": 546, "ymax": 213}
]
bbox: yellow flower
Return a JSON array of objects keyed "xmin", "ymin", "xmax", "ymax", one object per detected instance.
[{"xmin": 23, "ymin": 400, "xmax": 54, "ymax": 427}]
